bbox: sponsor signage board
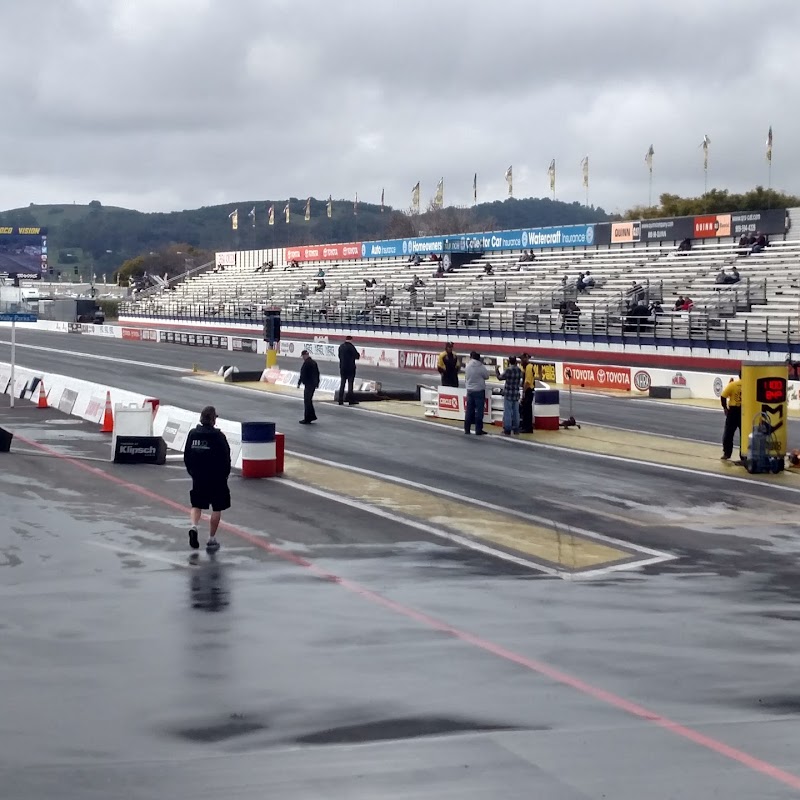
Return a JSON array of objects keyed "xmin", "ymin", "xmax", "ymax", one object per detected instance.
[
  {"xmin": 436, "ymin": 387, "xmax": 492, "ymax": 420},
  {"xmin": 113, "ymin": 435, "xmax": 167, "ymax": 465},
  {"xmin": 399, "ymin": 350, "xmax": 440, "ymax": 371},
  {"xmin": 564, "ymin": 363, "xmax": 631, "ymax": 390},
  {"xmin": 232, "ymin": 337, "xmax": 258, "ymax": 353},
  {"xmin": 285, "ymin": 242, "xmax": 362, "ymax": 262},
  {"xmin": 361, "ymin": 225, "xmax": 595, "ymax": 259},
  {"xmin": 159, "ymin": 331, "xmax": 229, "ymax": 349}
]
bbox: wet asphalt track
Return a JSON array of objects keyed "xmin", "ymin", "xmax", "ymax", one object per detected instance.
[{"xmin": 3, "ymin": 329, "xmax": 800, "ymax": 798}]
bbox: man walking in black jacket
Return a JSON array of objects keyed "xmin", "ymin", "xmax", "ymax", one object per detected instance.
[
  {"xmin": 184, "ymin": 406, "xmax": 231, "ymax": 553},
  {"xmin": 337, "ymin": 336, "xmax": 360, "ymax": 405},
  {"xmin": 298, "ymin": 350, "xmax": 320, "ymax": 424}
]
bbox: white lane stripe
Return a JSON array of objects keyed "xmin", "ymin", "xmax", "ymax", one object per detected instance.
[
  {"xmin": 86, "ymin": 540, "xmax": 192, "ymax": 569},
  {"xmin": 0, "ymin": 340, "xmax": 187, "ymax": 373},
  {"xmin": 283, "ymin": 450, "xmax": 674, "ymax": 563}
]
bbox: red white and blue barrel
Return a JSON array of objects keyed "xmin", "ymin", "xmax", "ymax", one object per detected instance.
[
  {"xmin": 534, "ymin": 389, "xmax": 560, "ymax": 431},
  {"xmin": 241, "ymin": 421, "xmax": 277, "ymax": 478}
]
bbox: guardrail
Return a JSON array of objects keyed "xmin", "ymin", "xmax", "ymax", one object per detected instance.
[{"xmin": 118, "ymin": 301, "xmax": 800, "ymax": 351}]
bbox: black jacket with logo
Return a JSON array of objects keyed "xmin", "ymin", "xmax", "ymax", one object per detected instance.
[
  {"xmin": 299, "ymin": 358, "xmax": 320, "ymax": 389},
  {"xmin": 338, "ymin": 341, "xmax": 360, "ymax": 376},
  {"xmin": 184, "ymin": 424, "xmax": 231, "ymax": 482}
]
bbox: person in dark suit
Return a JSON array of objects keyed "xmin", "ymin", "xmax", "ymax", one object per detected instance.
[
  {"xmin": 298, "ymin": 350, "xmax": 320, "ymax": 424},
  {"xmin": 337, "ymin": 336, "xmax": 360, "ymax": 405}
]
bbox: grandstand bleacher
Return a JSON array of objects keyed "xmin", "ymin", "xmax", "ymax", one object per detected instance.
[{"xmin": 119, "ymin": 208, "xmax": 800, "ymax": 350}]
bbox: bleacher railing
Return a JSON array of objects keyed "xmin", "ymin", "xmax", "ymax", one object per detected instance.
[{"xmin": 117, "ymin": 300, "xmax": 800, "ymax": 350}]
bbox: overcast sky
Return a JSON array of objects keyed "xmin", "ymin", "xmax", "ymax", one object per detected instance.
[{"xmin": 0, "ymin": 0, "xmax": 797, "ymax": 217}]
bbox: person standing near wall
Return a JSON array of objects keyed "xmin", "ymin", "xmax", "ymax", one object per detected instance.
[
  {"xmin": 720, "ymin": 374, "xmax": 743, "ymax": 461},
  {"xmin": 298, "ymin": 350, "xmax": 320, "ymax": 424},
  {"xmin": 496, "ymin": 356, "xmax": 523, "ymax": 436},
  {"xmin": 337, "ymin": 336, "xmax": 360, "ymax": 405},
  {"xmin": 519, "ymin": 353, "xmax": 535, "ymax": 434},
  {"xmin": 464, "ymin": 351, "xmax": 489, "ymax": 436},
  {"xmin": 437, "ymin": 342, "xmax": 459, "ymax": 387}
]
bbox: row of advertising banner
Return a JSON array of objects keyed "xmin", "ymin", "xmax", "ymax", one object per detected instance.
[
  {"xmin": 608, "ymin": 208, "xmax": 788, "ymax": 245},
  {"xmin": 280, "ymin": 208, "xmax": 789, "ymax": 263}
]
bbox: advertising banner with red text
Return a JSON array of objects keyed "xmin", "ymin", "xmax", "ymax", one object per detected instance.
[
  {"xmin": 399, "ymin": 350, "xmax": 440, "ymax": 371},
  {"xmin": 285, "ymin": 242, "xmax": 362, "ymax": 262},
  {"xmin": 564, "ymin": 363, "xmax": 631, "ymax": 390}
]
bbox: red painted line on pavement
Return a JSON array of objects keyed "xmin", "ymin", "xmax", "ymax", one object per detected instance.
[{"xmin": 16, "ymin": 433, "xmax": 800, "ymax": 792}]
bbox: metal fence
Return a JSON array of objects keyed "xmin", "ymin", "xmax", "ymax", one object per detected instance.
[{"xmin": 118, "ymin": 299, "xmax": 800, "ymax": 352}]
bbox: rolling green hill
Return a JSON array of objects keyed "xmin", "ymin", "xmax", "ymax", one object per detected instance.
[{"xmin": 0, "ymin": 197, "xmax": 611, "ymax": 278}]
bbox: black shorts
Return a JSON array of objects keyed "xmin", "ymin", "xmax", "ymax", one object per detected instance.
[{"xmin": 190, "ymin": 482, "xmax": 231, "ymax": 512}]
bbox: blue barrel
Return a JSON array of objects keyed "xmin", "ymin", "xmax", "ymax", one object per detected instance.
[{"xmin": 241, "ymin": 421, "xmax": 276, "ymax": 443}]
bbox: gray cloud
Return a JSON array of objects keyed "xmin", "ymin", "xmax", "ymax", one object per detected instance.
[{"xmin": 0, "ymin": 0, "xmax": 797, "ymax": 216}]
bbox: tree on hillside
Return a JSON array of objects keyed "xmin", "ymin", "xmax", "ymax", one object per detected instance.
[
  {"xmin": 114, "ymin": 244, "xmax": 214, "ymax": 285},
  {"xmin": 625, "ymin": 187, "xmax": 800, "ymax": 219},
  {"xmin": 417, "ymin": 201, "xmax": 496, "ymax": 235}
]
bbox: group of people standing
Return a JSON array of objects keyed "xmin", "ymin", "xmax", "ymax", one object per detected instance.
[{"xmin": 438, "ymin": 343, "xmax": 536, "ymax": 436}]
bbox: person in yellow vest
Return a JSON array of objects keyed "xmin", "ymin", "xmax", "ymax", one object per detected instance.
[
  {"xmin": 720, "ymin": 374, "xmax": 742, "ymax": 461},
  {"xmin": 437, "ymin": 342, "xmax": 459, "ymax": 387},
  {"xmin": 519, "ymin": 353, "xmax": 535, "ymax": 433}
]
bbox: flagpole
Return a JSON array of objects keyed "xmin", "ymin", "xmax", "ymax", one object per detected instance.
[{"xmin": 648, "ymin": 169, "xmax": 653, "ymax": 208}]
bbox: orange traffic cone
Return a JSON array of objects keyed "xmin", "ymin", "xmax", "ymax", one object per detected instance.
[
  {"xmin": 100, "ymin": 391, "xmax": 114, "ymax": 433},
  {"xmin": 37, "ymin": 381, "xmax": 48, "ymax": 409}
]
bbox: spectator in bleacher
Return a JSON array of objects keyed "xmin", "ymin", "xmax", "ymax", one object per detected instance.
[
  {"xmin": 519, "ymin": 353, "xmax": 535, "ymax": 434},
  {"xmin": 752, "ymin": 232, "xmax": 768, "ymax": 253},
  {"xmin": 317, "ymin": 268, "xmax": 326, "ymax": 278},
  {"xmin": 464, "ymin": 352, "xmax": 489, "ymax": 436},
  {"xmin": 496, "ymin": 357, "xmax": 523, "ymax": 436},
  {"xmin": 680, "ymin": 296, "xmax": 694, "ymax": 311},
  {"xmin": 628, "ymin": 281, "xmax": 646, "ymax": 304},
  {"xmin": 484, "ymin": 263, "xmax": 494, "ymax": 276},
  {"xmin": 437, "ymin": 342, "xmax": 459, "ymax": 387},
  {"xmin": 313, "ymin": 278, "xmax": 326, "ymax": 294},
  {"xmin": 434, "ymin": 263, "xmax": 445, "ymax": 278},
  {"xmin": 559, "ymin": 299, "xmax": 581, "ymax": 331},
  {"xmin": 674, "ymin": 296, "xmax": 685, "ymax": 311},
  {"xmin": 337, "ymin": 336, "xmax": 360, "ymax": 405},
  {"xmin": 730, "ymin": 265, "xmax": 741, "ymax": 283},
  {"xmin": 363, "ymin": 277, "xmax": 377, "ymax": 288},
  {"xmin": 737, "ymin": 233, "xmax": 750, "ymax": 251},
  {"xmin": 297, "ymin": 350, "xmax": 320, "ymax": 425},
  {"xmin": 412, "ymin": 274, "xmax": 425, "ymax": 288},
  {"xmin": 677, "ymin": 238, "xmax": 692, "ymax": 253}
]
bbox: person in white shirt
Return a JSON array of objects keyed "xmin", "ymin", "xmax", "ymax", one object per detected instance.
[{"xmin": 464, "ymin": 351, "xmax": 490, "ymax": 435}]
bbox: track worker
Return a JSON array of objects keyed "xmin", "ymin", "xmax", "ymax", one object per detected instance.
[
  {"xmin": 337, "ymin": 336, "xmax": 360, "ymax": 405},
  {"xmin": 519, "ymin": 353, "xmax": 535, "ymax": 433},
  {"xmin": 184, "ymin": 405, "xmax": 231, "ymax": 553},
  {"xmin": 496, "ymin": 356, "xmax": 523, "ymax": 436},
  {"xmin": 464, "ymin": 351, "xmax": 489, "ymax": 436},
  {"xmin": 437, "ymin": 342, "xmax": 459, "ymax": 387},
  {"xmin": 298, "ymin": 349, "xmax": 320, "ymax": 424},
  {"xmin": 720, "ymin": 374, "xmax": 743, "ymax": 461}
]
